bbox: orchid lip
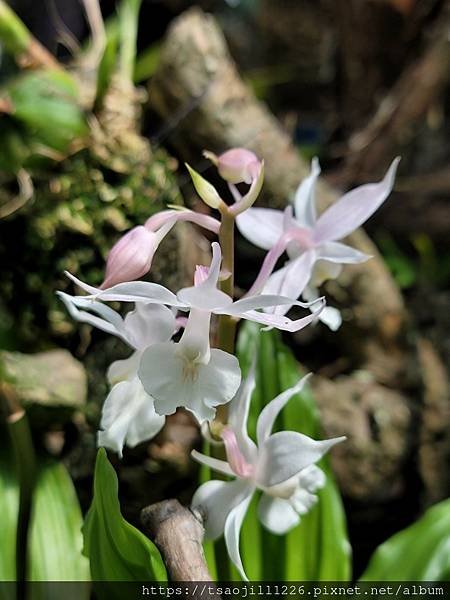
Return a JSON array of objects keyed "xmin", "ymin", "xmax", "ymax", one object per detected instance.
[{"xmin": 221, "ymin": 427, "xmax": 255, "ymax": 478}]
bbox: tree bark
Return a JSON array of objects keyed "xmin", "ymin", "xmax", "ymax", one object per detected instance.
[{"xmin": 147, "ymin": 7, "xmax": 405, "ymax": 342}]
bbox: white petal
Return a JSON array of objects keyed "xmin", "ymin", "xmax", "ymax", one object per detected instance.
[
  {"xmin": 220, "ymin": 293, "xmax": 313, "ymax": 315},
  {"xmin": 224, "ymin": 490, "xmax": 254, "ymax": 581},
  {"xmin": 178, "ymin": 286, "xmax": 232, "ymax": 311},
  {"xmin": 318, "ymin": 306, "xmax": 342, "ymax": 331},
  {"xmin": 236, "ymin": 208, "xmax": 284, "ymax": 250},
  {"xmin": 191, "ymin": 450, "xmax": 235, "ymax": 478},
  {"xmin": 138, "ymin": 343, "xmax": 241, "ymax": 423},
  {"xmin": 124, "ymin": 304, "xmax": 176, "ymax": 350},
  {"xmin": 314, "ymin": 157, "xmax": 400, "ymax": 243},
  {"xmin": 178, "ymin": 242, "xmax": 233, "ymax": 310},
  {"xmin": 258, "ymin": 494, "xmax": 300, "ymax": 535},
  {"xmin": 107, "ymin": 352, "xmax": 141, "ymax": 385},
  {"xmin": 57, "ymin": 292, "xmax": 125, "ymax": 340},
  {"xmin": 72, "ymin": 279, "xmax": 186, "ymax": 307},
  {"xmin": 178, "ymin": 308, "xmax": 212, "ymax": 364},
  {"xmin": 294, "ymin": 157, "xmax": 320, "ymax": 227},
  {"xmin": 228, "ymin": 365, "xmax": 258, "ymax": 463},
  {"xmin": 125, "ymin": 394, "xmax": 166, "ymax": 448},
  {"xmin": 256, "ymin": 431, "xmax": 345, "ymax": 488},
  {"xmin": 191, "ymin": 479, "xmax": 253, "ymax": 540},
  {"xmin": 256, "ymin": 375, "xmax": 311, "ymax": 445},
  {"xmin": 262, "ymin": 251, "xmax": 317, "ymax": 316},
  {"xmin": 298, "ymin": 464, "xmax": 326, "ymax": 493},
  {"xmin": 318, "ymin": 241, "xmax": 371, "ymax": 264},
  {"xmin": 232, "ymin": 304, "xmax": 324, "ymax": 332},
  {"xmin": 309, "ymin": 260, "xmax": 342, "ymax": 288},
  {"xmin": 97, "ymin": 378, "xmax": 164, "ymax": 457}
]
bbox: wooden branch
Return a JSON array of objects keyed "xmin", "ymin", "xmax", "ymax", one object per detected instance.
[
  {"xmin": 141, "ymin": 499, "xmax": 213, "ymax": 582},
  {"xmin": 147, "ymin": 8, "xmax": 405, "ymax": 342}
]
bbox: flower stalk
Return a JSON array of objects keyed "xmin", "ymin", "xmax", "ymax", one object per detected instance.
[{"xmin": 216, "ymin": 208, "xmax": 237, "ymax": 425}]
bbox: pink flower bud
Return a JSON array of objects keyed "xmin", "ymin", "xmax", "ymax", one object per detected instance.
[
  {"xmin": 101, "ymin": 226, "xmax": 157, "ymax": 289},
  {"xmin": 205, "ymin": 148, "xmax": 261, "ymax": 184}
]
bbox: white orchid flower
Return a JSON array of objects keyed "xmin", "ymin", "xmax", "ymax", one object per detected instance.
[
  {"xmin": 236, "ymin": 157, "xmax": 400, "ymax": 328},
  {"xmin": 64, "ymin": 242, "xmax": 325, "ymax": 333},
  {"xmin": 64, "ymin": 243, "xmax": 325, "ymax": 423},
  {"xmin": 191, "ymin": 370, "xmax": 345, "ymax": 580},
  {"xmin": 58, "ymin": 293, "xmax": 175, "ymax": 455}
]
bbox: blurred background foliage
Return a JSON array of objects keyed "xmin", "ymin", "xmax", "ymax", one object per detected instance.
[{"xmin": 0, "ymin": 0, "xmax": 449, "ymax": 585}]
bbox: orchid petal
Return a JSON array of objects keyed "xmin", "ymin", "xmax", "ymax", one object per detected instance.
[
  {"xmin": 97, "ymin": 378, "xmax": 165, "ymax": 457},
  {"xmin": 191, "ymin": 450, "xmax": 235, "ymax": 478},
  {"xmin": 236, "ymin": 208, "xmax": 284, "ymax": 250},
  {"xmin": 314, "ymin": 157, "xmax": 400, "ymax": 243},
  {"xmin": 57, "ymin": 292, "xmax": 126, "ymax": 340},
  {"xmin": 192, "ymin": 479, "xmax": 254, "ymax": 541},
  {"xmin": 229, "ymin": 160, "xmax": 265, "ymax": 215},
  {"xmin": 66, "ymin": 277, "xmax": 186, "ymax": 307},
  {"xmin": 256, "ymin": 375, "xmax": 311, "ymax": 446},
  {"xmin": 258, "ymin": 494, "xmax": 300, "ymax": 535},
  {"xmin": 262, "ymin": 251, "xmax": 317, "ymax": 316},
  {"xmin": 318, "ymin": 241, "xmax": 371, "ymax": 264},
  {"xmin": 178, "ymin": 308, "xmax": 212, "ymax": 364},
  {"xmin": 228, "ymin": 299, "xmax": 325, "ymax": 332},
  {"xmin": 145, "ymin": 209, "xmax": 220, "ymax": 234},
  {"xmin": 124, "ymin": 304, "xmax": 176, "ymax": 350},
  {"xmin": 219, "ymin": 293, "xmax": 315, "ymax": 315},
  {"xmin": 245, "ymin": 232, "xmax": 291, "ymax": 296},
  {"xmin": 107, "ymin": 353, "xmax": 141, "ymax": 385},
  {"xmin": 256, "ymin": 432, "xmax": 345, "ymax": 488},
  {"xmin": 228, "ymin": 364, "xmax": 258, "ymax": 462},
  {"xmin": 299, "ymin": 464, "xmax": 326, "ymax": 493},
  {"xmin": 224, "ymin": 489, "xmax": 254, "ymax": 581},
  {"xmin": 318, "ymin": 306, "xmax": 342, "ymax": 331},
  {"xmin": 294, "ymin": 157, "xmax": 320, "ymax": 227},
  {"xmin": 178, "ymin": 243, "xmax": 233, "ymax": 310},
  {"xmin": 138, "ymin": 343, "xmax": 241, "ymax": 423}
]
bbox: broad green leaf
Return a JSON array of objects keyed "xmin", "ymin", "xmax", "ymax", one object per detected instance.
[
  {"xmin": 234, "ymin": 322, "xmax": 351, "ymax": 581},
  {"xmin": 0, "ymin": 436, "xmax": 89, "ymax": 600},
  {"xmin": 360, "ymin": 499, "xmax": 450, "ymax": 581},
  {"xmin": 82, "ymin": 448, "xmax": 167, "ymax": 590},
  {"xmin": 28, "ymin": 461, "xmax": 90, "ymax": 600}
]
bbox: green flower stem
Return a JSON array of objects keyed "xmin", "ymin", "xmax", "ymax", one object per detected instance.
[
  {"xmin": 118, "ymin": 0, "xmax": 142, "ymax": 81},
  {"xmin": 216, "ymin": 208, "xmax": 237, "ymax": 425},
  {"xmin": 0, "ymin": 0, "xmax": 59, "ymax": 68},
  {"xmin": 1, "ymin": 383, "xmax": 37, "ymax": 591}
]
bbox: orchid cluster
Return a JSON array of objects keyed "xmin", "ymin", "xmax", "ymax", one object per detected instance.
[{"xmin": 58, "ymin": 148, "xmax": 398, "ymax": 579}]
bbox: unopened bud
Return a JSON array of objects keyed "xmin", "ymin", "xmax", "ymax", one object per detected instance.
[
  {"xmin": 101, "ymin": 226, "xmax": 157, "ymax": 289},
  {"xmin": 205, "ymin": 148, "xmax": 261, "ymax": 184}
]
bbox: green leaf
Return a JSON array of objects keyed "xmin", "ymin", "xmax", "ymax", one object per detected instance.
[
  {"xmin": 234, "ymin": 321, "xmax": 351, "ymax": 581},
  {"xmin": 4, "ymin": 69, "xmax": 87, "ymax": 155},
  {"xmin": 0, "ymin": 443, "xmax": 18, "ymax": 583},
  {"xmin": 360, "ymin": 499, "xmax": 450, "ymax": 581},
  {"xmin": 0, "ymin": 436, "xmax": 89, "ymax": 600},
  {"xmin": 28, "ymin": 461, "xmax": 90, "ymax": 600},
  {"xmin": 82, "ymin": 448, "xmax": 167, "ymax": 590}
]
